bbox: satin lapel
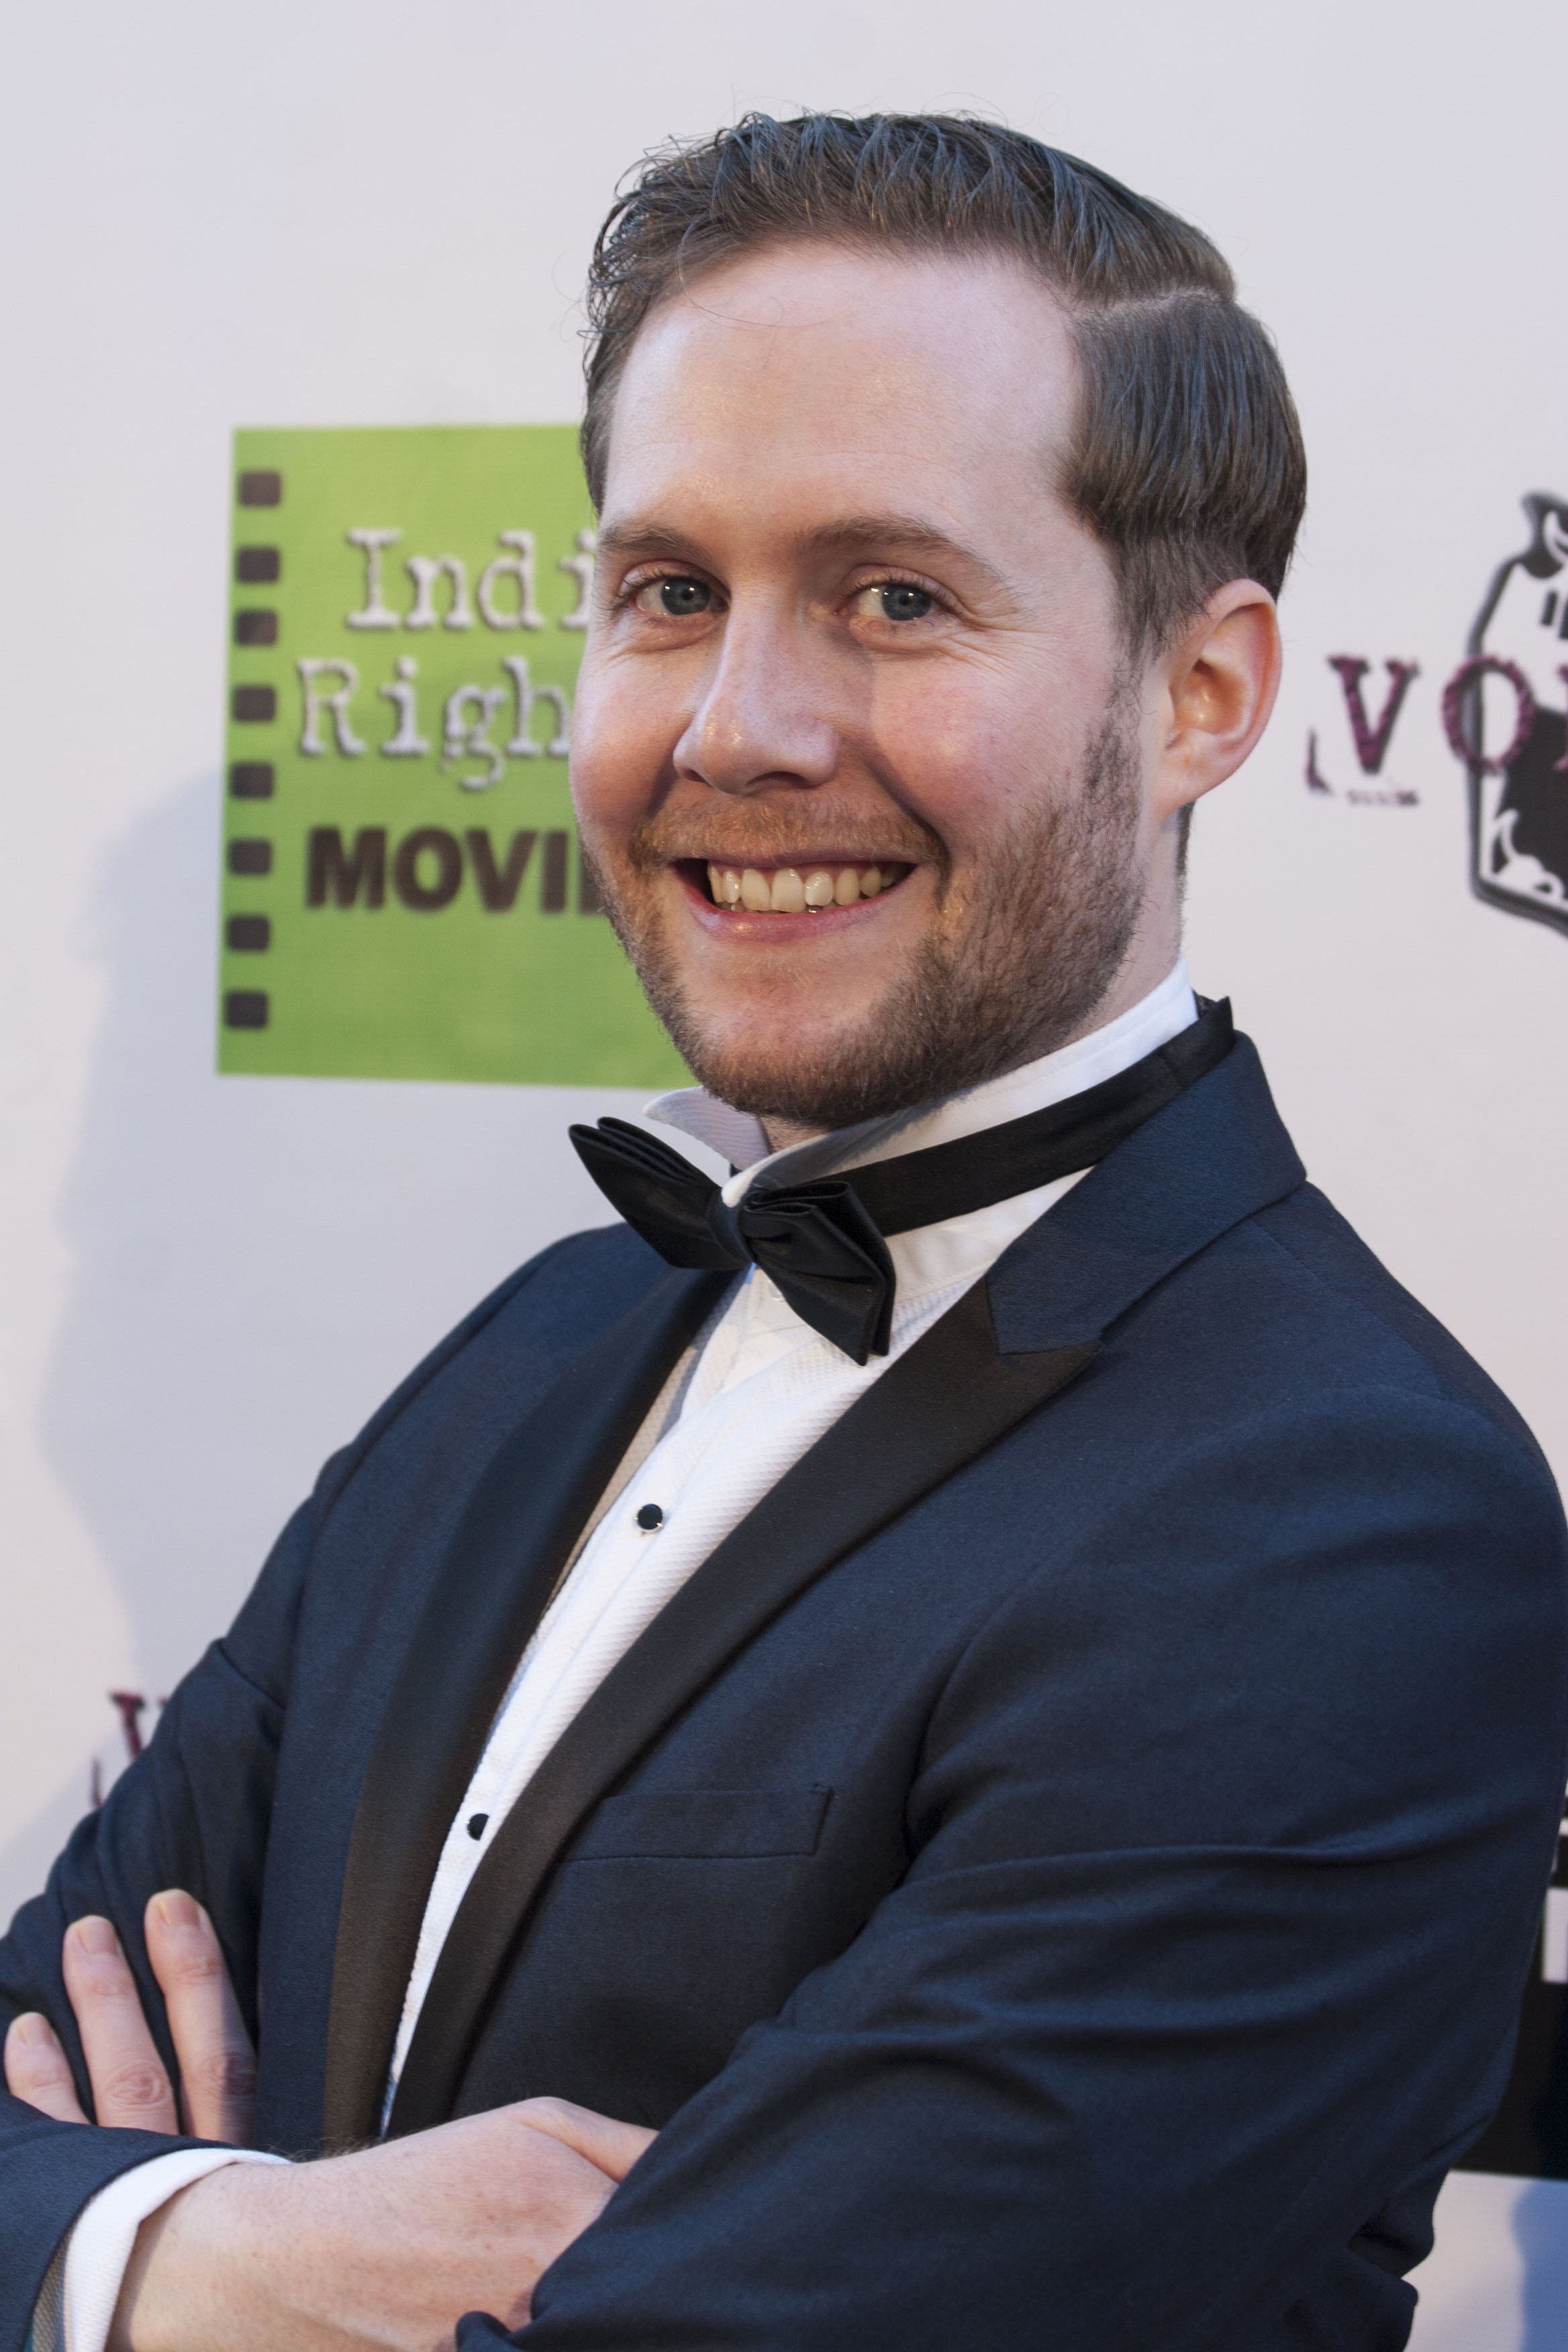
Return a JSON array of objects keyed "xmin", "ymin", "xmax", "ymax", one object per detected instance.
[
  {"xmin": 387, "ymin": 1279, "xmax": 1097, "ymax": 2135},
  {"xmin": 322, "ymin": 1265, "xmax": 730, "ymax": 2151},
  {"xmin": 986, "ymin": 1034, "xmax": 1307, "ymax": 1355}
]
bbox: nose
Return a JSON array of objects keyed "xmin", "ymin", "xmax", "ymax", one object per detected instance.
[{"xmin": 673, "ymin": 610, "xmax": 840, "ymax": 796}]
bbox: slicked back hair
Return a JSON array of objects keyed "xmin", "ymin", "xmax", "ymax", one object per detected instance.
[{"xmin": 581, "ymin": 112, "xmax": 1306, "ymax": 659}]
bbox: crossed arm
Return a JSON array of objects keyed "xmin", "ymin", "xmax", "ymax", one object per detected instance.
[
  {"xmin": 3, "ymin": 1896, "xmax": 653, "ymax": 2352},
  {"xmin": 5, "ymin": 1387, "xmax": 1562, "ymax": 2351}
]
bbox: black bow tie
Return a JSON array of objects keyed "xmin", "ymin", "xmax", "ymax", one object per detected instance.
[{"xmin": 571, "ymin": 999, "xmax": 1234, "ymax": 1365}]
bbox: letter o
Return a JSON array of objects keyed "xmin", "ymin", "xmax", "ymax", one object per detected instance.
[
  {"xmin": 1440, "ymin": 656, "xmax": 1536, "ymax": 774},
  {"xmin": 393, "ymin": 827, "xmax": 463, "ymax": 911}
]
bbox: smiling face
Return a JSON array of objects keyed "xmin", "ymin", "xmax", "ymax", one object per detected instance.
[{"xmin": 571, "ymin": 242, "xmax": 1257, "ymax": 1136}]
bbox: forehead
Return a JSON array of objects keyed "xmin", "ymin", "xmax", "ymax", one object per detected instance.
[{"xmin": 600, "ymin": 242, "xmax": 1079, "ymax": 535}]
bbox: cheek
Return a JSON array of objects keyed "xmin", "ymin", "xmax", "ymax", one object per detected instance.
[
  {"xmin": 863, "ymin": 660, "xmax": 1087, "ymax": 850},
  {"xmin": 569, "ymin": 654, "xmax": 679, "ymax": 849}
]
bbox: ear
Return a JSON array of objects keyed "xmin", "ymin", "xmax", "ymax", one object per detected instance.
[{"xmin": 1148, "ymin": 580, "xmax": 1282, "ymax": 824}]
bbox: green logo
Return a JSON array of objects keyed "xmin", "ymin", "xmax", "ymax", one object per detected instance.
[{"xmin": 219, "ymin": 425, "xmax": 685, "ymax": 1087}]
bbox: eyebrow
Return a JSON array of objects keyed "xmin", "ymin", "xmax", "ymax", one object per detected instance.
[
  {"xmin": 595, "ymin": 510, "xmax": 1008, "ymax": 592},
  {"xmin": 595, "ymin": 520, "xmax": 706, "ymax": 562},
  {"xmin": 794, "ymin": 514, "xmax": 1004, "ymax": 585}
]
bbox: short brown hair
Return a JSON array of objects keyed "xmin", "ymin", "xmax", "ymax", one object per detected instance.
[{"xmin": 582, "ymin": 112, "xmax": 1306, "ymax": 656}]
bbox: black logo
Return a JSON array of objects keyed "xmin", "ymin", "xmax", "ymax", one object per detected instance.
[
  {"xmin": 1306, "ymin": 491, "xmax": 1568, "ymax": 942},
  {"xmin": 1451, "ymin": 493, "xmax": 1568, "ymax": 936}
]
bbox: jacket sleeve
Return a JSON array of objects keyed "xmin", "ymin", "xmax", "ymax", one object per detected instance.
[{"xmin": 485, "ymin": 1387, "xmax": 1568, "ymax": 2352}]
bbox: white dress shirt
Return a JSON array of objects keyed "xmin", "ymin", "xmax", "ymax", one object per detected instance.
[{"xmin": 44, "ymin": 959, "xmax": 1198, "ymax": 2352}]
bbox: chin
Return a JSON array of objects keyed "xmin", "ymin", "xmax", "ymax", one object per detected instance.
[{"xmin": 675, "ymin": 1018, "xmax": 880, "ymax": 1126}]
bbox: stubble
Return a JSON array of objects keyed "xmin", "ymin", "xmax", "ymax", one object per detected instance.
[{"xmin": 585, "ymin": 693, "xmax": 1147, "ymax": 1130}]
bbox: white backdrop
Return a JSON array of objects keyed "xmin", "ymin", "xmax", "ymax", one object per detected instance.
[{"xmin": 1, "ymin": 3, "xmax": 1563, "ymax": 2339}]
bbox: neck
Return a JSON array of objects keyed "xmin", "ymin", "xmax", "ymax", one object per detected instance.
[{"xmin": 759, "ymin": 1110, "xmax": 836, "ymax": 1153}]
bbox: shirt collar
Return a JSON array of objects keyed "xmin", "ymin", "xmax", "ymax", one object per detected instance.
[{"xmin": 646, "ymin": 957, "xmax": 1199, "ymax": 1208}]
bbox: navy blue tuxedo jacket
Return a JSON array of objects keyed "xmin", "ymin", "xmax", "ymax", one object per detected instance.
[{"xmin": 3, "ymin": 1036, "xmax": 1566, "ymax": 2351}]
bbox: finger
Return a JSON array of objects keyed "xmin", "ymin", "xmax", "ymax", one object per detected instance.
[
  {"xmin": 513, "ymin": 2096, "xmax": 658, "ymax": 2183},
  {"xmin": 144, "ymin": 1891, "xmax": 256, "ymax": 2143},
  {"xmin": 62, "ymin": 1916, "xmax": 179, "ymax": 2133},
  {"xmin": 3, "ymin": 2012, "xmax": 89, "ymax": 2123}
]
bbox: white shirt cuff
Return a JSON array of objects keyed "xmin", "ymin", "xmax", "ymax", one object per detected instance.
[{"xmin": 33, "ymin": 2145, "xmax": 287, "ymax": 2352}]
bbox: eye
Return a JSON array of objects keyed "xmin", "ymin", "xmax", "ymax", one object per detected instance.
[
  {"xmin": 877, "ymin": 583, "xmax": 934, "ymax": 622},
  {"xmin": 632, "ymin": 575, "xmax": 713, "ymax": 617},
  {"xmin": 851, "ymin": 580, "xmax": 939, "ymax": 624}
]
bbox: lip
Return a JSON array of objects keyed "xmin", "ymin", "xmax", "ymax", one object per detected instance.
[{"xmin": 671, "ymin": 861, "xmax": 917, "ymax": 939}]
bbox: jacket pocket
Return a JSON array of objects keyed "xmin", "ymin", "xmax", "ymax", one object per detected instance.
[{"xmin": 573, "ymin": 1786, "xmax": 833, "ymax": 1861}]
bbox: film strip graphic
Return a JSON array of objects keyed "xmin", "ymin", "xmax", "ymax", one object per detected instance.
[{"xmin": 224, "ymin": 466, "xmax": 285, "ymax": 1032}]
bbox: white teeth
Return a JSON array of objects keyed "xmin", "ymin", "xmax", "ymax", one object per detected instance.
[{"xmin": 713, "ymin": 862, "xmax": 904, "ymax": 911}]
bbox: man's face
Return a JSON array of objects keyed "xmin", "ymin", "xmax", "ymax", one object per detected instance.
[{"xmin": 572, "ymin": 242, "xmax": 1158, "ymax": 1130}]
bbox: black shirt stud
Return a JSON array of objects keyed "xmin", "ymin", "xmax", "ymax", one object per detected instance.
[{"xmin": 635, "ymin": 1502, "xmax": 665, "ymax": 1531}]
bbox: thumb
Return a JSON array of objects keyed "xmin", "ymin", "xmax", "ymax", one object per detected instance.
[{"xmin": 511, "ymin": 2096, "xmax": 657, "ymax": 2183}]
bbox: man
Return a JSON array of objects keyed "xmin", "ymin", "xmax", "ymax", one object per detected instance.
[{"xmin": 3, "ymin": 112, "xmax": 1565, "ymax": 2352}]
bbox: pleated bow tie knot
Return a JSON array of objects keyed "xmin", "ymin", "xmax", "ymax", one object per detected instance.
[
  {"xmin": 568, "ymin": 1119, "xmax": 897, "ymax": 1363},
  {"xmin": 569, "ymin": 996, "xmax": 1236, "ymax": 1366}
]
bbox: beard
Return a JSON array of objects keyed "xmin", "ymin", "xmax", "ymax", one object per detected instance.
[{"xmin": 585, "ymin": 693, "xmax": 1148, "ymax": 1131}]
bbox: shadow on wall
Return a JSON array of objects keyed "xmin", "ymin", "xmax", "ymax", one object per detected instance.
[
  {"xmin": 1516, "ymin": 2179, "xmax": 1568, "ymax": 2349},
  {"xmin": 38, "ymin": 770, "xmax": 312, "ymax": 1716},
  {"xmin": 0, "ymin": 776, "xmax": 229, "ymax": 1913},
  {"xmin": 34, "ymin": 771, "xmax": 625, "ymax": 1761}
]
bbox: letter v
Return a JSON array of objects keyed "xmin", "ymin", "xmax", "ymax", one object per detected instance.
[
  {"xmin": 1328, "ymin": 656, "xmax": 1420, "ymax": 775},
  {"xmin": 467, "ymin": 830, "xmax": 538, "ymax": 911}
]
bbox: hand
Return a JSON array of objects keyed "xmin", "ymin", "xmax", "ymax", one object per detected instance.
[
  {"xmin": 5, "ymin": 1890, "xmax": 657, "ymax": 2351},
  {"xmin": 4, "ymin": 1891, "xmax": 256, "ymax": 2141},
  {"xmin": 113, "ymin": 2099, "xmax": 656, "ymax": 2352}
]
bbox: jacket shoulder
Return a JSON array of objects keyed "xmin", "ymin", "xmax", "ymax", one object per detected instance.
[
  {"xmin": 313, "ymin": 1220, "xmax": 670, "ymax": 1512},
  {"xmin": 1246, "ymin": 1181, "xmax": 1553, "ymax": 1472},
  {"xmin": 222, "ymin": 1220, "xmax": 672, "ymax": 1698}
]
